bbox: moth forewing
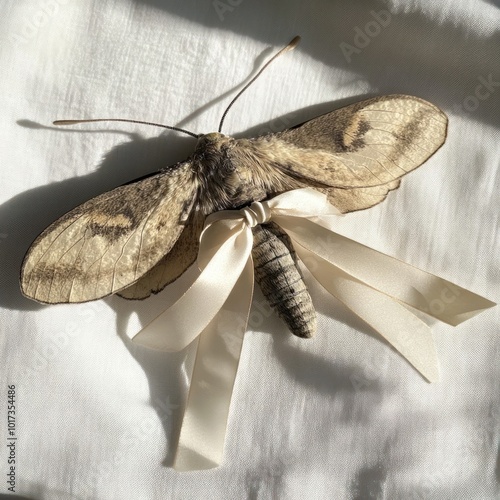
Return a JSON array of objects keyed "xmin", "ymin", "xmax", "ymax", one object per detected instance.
[
  {"xmin": 20, "ymin": 163, "xmax": 198, "ymax": 304},
  {"xmin": 270, "ymin": 95, "xmax": 447, "ymax": 188},
  {"xmin": 117, "ymin": 208, "xmax": 205, "ymax": 299}
]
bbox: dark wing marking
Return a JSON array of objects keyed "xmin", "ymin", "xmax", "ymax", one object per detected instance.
[
  {"xmin": 117, "ymin": 208, "xmax": 204, "ymax": 299},
  {"xmin": 21, "ymin": 162, "xmax": 197, "ymax": 303},
  {"xmin": 253, "ymin": 95, "xmax": 447, "ymax": 188}
]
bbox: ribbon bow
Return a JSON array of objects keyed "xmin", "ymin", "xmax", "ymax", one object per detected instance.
[{"xmin": 132, "ymin": 188, "xmax": 495, "ymax": 471}]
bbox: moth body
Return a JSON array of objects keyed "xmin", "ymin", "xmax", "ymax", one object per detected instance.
[
  {"xmin": 192, "ymin": 133, "xmax": 300, "ymax": 213},
  {"xmin": 252, "ymin": 223, "xmax": 316, "ymax": 338}
]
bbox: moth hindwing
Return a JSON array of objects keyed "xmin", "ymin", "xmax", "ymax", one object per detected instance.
[{"xmin": 21, "ymin": 40, "xmax": 447, "ymax": 338}]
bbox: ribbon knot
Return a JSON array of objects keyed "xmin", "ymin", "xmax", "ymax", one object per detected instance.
[
  {"xmin": 131, "ymin": 188, "xmax": 495, "ymax": 471},
  {"xmin": 241, "ymin": 201, "xmax": 271, "ymax": 227}
]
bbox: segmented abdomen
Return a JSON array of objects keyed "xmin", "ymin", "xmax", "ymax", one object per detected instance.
[{"xmin": 251, "ymin": 222, "xmax": 316, "ymax": 338}]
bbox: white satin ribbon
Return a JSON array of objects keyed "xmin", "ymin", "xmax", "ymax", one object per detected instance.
[{"xmin": 132, "ymin": 188, "xmax": 495, "ymax": 471}]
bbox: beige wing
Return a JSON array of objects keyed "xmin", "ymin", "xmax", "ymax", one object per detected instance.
[
  {"xmin": 321, "ymin": 180, "xmax": 401, "ymax": 213},
  {"xmin": 284, "ymin": 174, "xmax": 402, "ymax": 213},
  {"xmin": 117, "ymin": 208, "xmax": 204, "ymax": 299},
  {"xmin": 260, "ymin": 94, "xmax": 447, "ymax": 189},
  {"xmin": 21, "ymin": 162, "xmax": 198, "ymax": 303}
]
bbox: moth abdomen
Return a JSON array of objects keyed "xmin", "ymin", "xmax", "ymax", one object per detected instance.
[{"xmin": 252, "ymin": 222, "xmax": 316, "ymax": 338}]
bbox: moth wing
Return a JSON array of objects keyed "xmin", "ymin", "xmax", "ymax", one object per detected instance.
[
  {"xmin": 21, "ymin": 161, "xmax": 197, "ymax": 303},
  {"xmin": 322, "ymin": 180, "xmax": 401, "ymax": 213},
  {"xmin": 117, "ymin": 208, "xmax": 204, "ymax": 299},
  {"xmin": 284, "ymin": 175, "xmax": 402, "ymax": 213},
  {"xmin": 263, "ymin": 94, "xmax": 447, "ymax": 188}
]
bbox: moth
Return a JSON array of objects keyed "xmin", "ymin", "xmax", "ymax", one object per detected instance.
[{"xmin": 20, "ymin": 36, "xmax": 448, "ymax": 339}]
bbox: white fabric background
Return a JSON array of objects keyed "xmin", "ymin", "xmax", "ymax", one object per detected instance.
[{"xmin": 1, "ymin": 0, "xmax": 499, "ymax": 498}]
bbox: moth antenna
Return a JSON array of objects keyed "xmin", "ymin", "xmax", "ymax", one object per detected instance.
[
  {"xmin": 217, "ymin": 35, "xmax": 301, "ymax": 133},
  {"xmin": 52, "ymin": 118, "xmax": 200, "ymax": 139}
]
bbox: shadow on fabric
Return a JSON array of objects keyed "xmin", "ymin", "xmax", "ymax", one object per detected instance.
[{"xmin": 134, "ymin": 0, "xmax": 500, "ymax": 129}]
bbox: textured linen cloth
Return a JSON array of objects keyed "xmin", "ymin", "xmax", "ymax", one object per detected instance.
[{"xmin": 1, "ymin": 0, "xmax": 499, "ymax": 498}]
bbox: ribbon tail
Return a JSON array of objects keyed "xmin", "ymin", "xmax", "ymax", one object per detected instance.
[
  {"xmin": 295, "ymin": 245, "xmax": 440, "ymax": 383},
  {"xmin": 276, "ymin": 216, "xmax": 495, "ymax": 326},
  {"xmin": 174, "ymin": 258, "xmax": 254, "ymax": 471}
]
